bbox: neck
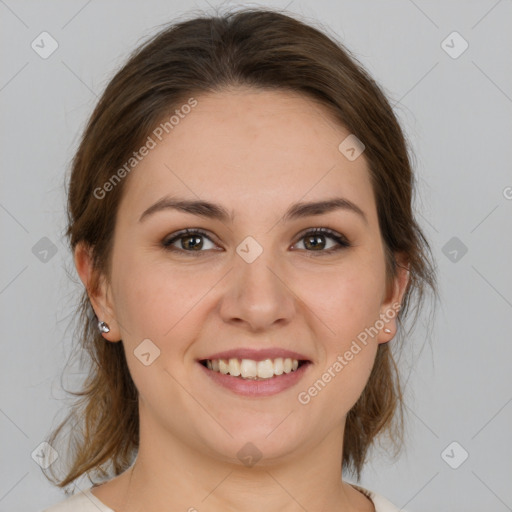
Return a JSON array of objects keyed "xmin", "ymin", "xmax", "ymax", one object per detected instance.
[{"xmin": 115, "ymin": 417, "xmax": 373, "ymax": 512}]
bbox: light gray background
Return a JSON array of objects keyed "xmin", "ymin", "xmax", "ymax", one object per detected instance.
[{"xmin": 1, "ymin": 1, "xmax": 511, "ymax": 511}]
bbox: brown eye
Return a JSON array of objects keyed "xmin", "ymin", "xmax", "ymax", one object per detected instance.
[
  {"xmin": 294, "ymin": 228, "xmax": 351, "ymax": 254},
  {"xmin": 162, "ymin": 229, "xmax": 216, "ymax": 254},
  {"xmin": 161, "ymin": 227, "xmax": 351, "ymax": 257}
]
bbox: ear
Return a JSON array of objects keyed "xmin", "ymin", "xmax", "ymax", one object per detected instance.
[
  {"xmin": 74, "ymin": 241, "xmax": 122, "ymax": 342},
  {"xmin": 376, "ymin": 252, "xmax": 410, "ymax": 344}
]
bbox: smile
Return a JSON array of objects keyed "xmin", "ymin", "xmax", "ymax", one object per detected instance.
[
  {"xmin": 198, "ymin": 358, "xmax": 312, "ymax": 397},
  {"xmin": 200, "ymin": 357, "xmax": 308, "ymax": 380}
]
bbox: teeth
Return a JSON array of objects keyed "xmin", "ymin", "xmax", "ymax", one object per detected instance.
[
  {"xmin": 257, "ymin": 359, "xmax": 274, "ymax": 379},
  {"xmin": 274, "ymin": 357, "xmax": 284, "ymax": 375},
  {"xmin": 219, "ymin": 359, "xmax": 229, "ymax": 374},
  {"xmin": 240, "ymin": 359, "xmax": 258, "ymax": 378},
  {"xmin": 228, "ymin": 358, "xmax": 241, "ymax": 376},
  {"xmin": 204, "ymin": 357, "xmax": 303, "ymax": 379}
]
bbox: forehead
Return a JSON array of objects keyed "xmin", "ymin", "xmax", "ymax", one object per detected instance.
[{"xmin": 118, "ymin": 88, "xmax": 377, "ymax": 226}]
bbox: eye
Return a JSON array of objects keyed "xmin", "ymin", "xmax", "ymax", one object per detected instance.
[
  {"xmin": 162, "ymin": 228, "xmax": 217, "ymax": 254},
  {"xmin": 161, "ymin": 227, "xmax": 351, "ymax": 256},
  {"xmin": 292, "ymin": 228, "xmax": 351, "ymax": 255}
]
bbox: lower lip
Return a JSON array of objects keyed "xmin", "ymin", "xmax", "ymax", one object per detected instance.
[{"xmin": 197, "ymin": 361, "xmax": 311, "ymax": 397}]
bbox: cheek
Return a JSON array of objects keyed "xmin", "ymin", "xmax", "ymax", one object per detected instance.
[
  {"xmin": 323, "ymin": 344, "xmax": 377, "ymax": 419},
  {"xmin": 113, "ymin": 256, "xmax": 216, "ymax": 376},
  {"xmin": 114, "ymin": 262, "xmax": 199, "ymax": 407},
  {"xmin": 298, "ymin": 263, "xmax": 384, "ymax": 343},
  {"xmin": 295, "ymin": 265, "xmax": 382, "ymax": 401}
]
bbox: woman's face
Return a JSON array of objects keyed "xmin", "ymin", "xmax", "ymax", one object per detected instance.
[{"xmin": 80, "ymin": 88, "xmax": 408, "ymax": 466}]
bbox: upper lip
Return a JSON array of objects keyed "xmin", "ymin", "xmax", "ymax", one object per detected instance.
[{"xmin": 199, "ymin": 348, "xmax": 312, "ymax": 362}]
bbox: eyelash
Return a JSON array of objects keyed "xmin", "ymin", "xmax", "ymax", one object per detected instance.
[{"xmin": 161, "ymin": 227, "xmax": 351, "ymax": 256}]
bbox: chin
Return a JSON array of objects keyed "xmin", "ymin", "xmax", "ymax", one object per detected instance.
[{"xmin": 199, "ymin": 424, "xmax": 304, "ymax": 467}]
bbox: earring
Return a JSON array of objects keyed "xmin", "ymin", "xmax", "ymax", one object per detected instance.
[
  {"xmin": 98, "ymin": 320, "xmax": 110, "ymax": 333},
  {"xmin": 384, "ymin": 328, "xmax": 391, "ymax": 334}
]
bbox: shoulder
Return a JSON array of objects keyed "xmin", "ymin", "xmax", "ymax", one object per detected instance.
[
  {"xmin": 351, "ymin": 483, "xmax": 406, "ymax": 512},
  {"xmin": 41, "ymin": 484, "xmax": 403, "ymax": 512},
  {"xmin": 40, "ymin": 487, "xmax": 114, "ymax": 512}
]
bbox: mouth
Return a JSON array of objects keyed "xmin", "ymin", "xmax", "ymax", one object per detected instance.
[
  {"xmin": 197, "ymin": 357, "xmax": 312, "ymax": 397},
  {"xmin": 199, "ymin": 357, "xmax": 311, "ymax": 380}
]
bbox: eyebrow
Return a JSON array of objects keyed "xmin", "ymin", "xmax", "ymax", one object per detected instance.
[{"xmin": 138, "ymin": 196, "xmax": 368, "ymax": 225}]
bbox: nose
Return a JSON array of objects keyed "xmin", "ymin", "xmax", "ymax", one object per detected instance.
[{"xmin": 218, "ymin": 247, "xmax": 296, "ymax": 332}]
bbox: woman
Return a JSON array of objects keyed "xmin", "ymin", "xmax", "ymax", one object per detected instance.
[{"xmin": 41, "ymin": 7, "xmax": 437, "ymax": 512}]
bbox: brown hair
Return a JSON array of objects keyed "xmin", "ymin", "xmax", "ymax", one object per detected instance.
[{"xmin": 44, "ymin": 6, "xmax": 438, "ymax": 490}]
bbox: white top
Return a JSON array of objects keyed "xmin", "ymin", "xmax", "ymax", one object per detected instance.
[{"xmin": 40, "ymin": 484, "xmax": 406, "ymax": 511}]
